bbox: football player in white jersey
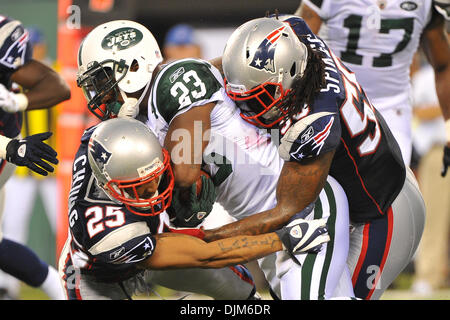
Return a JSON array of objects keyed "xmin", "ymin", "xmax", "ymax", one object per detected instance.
[
  {"xmin": 76, "ymin": 20, "xmax": 355, "ymax": 299},
  {"xmin": 296, "ymin": 0, "xmax": 450, "ymax": 171}
]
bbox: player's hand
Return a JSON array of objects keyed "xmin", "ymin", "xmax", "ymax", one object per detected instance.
[
  {"xmin": 275, "ymin": 218, "xmax": 330, "ymax": 254},
  {"xmin": 6, "ymin": 132, "xmax": 58, "ymax": 176},
  {"xmin": 168, "ymin": 175, "xmax": 216, "ymax": 228},
  {"xmin": 0, "ymin": 83, "xmax": 24, "ymax": 113},
  {"xmin": 441, "ymin": 145, "xmax": 450, "ymax": 177}
]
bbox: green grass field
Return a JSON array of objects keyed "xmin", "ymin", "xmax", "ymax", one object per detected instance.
[{"xmin": 18, "ymin": 275, "xmax": 450, "ymax": 300}]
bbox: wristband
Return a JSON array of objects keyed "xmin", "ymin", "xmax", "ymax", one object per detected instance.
[
  {"xmin": 14, "ymin": 93, "xmax": 29, "ymax": 111},
  {"xmin": 169, "ymin": 226, "xmax": 205, "ymax": 240},
  {"xmin": 0, "ymin": 135, "xmax": 12, "ymax": 159}
]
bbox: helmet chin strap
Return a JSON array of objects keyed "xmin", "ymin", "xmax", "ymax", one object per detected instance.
[
  {"xmin": 118, "ymin": 78, "xmax": 152, "ymax": 115},
  {"xmin": 98, "ymin": 181, "xmax": 122, "ymax": 204},
  {"xmin": 262, "ymin": 107, "xmax": 282, "ymax": 121},
  {"xmin": 275, "ymin": 68, "xmax": 285, "ymax": 100}
]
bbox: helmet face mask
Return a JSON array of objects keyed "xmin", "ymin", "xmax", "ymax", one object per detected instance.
[
  {"xmin": 225, "ymin": 79, "xmax": 287, "ymax": 128},
  {"xmin": 88, "ymin": 118, "xmax": 174, "ymax": 216},
  {"xmin": 105, "ymin": 148, "xmax": 174, "ymax": 216},
  {"xmin": 77, "ymin": 59, "xmax": 128, "ymax": 120}
]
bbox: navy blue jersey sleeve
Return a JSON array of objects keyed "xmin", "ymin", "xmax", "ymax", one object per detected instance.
[
  {"xmin": 70, "ymin": 184, "xmax": 159, "ymax": 267},
  {"xmin": 93, "ymin": 232, "xmax": 156, "ymax": 265},
  {"xmin": 0, "ymin": 16, "xmax": 33, "ymax": 72}
]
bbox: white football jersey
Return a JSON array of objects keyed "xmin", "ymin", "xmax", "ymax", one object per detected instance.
[
  {"xmin": 303, "ymin": 0, "xmax": 433, "ymax": 111},
  {"xmin": 201, "ymin": 101, "xmax": 283, "ymax": 220},
  {"xmin": 147, "ymin": 58, "xmax": 282, "ymax": 220}
]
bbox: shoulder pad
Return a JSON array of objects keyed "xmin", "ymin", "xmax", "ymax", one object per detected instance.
[
  {"xmin": 151, "ymin": 59, "xmax": 223, "ymax": 124},
  {"xmin": 88, "ymin": 221, "xmax": 155, "ymax": 264},
  {"xmin": 80, "ymin": 125, "xmax": 98, "ymax": 143},
  {"xmin": 279, "ymin": 112, "xmax": 338, "ymax": 161},
  {"xmin": 0, "ymin": 17, "xmax": 32, "ymax": 70}
]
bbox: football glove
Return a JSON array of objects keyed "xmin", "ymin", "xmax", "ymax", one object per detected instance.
[
  {"xmin": 442, "ymin": 145, "xmax": 450, "ymax": 177},
  {"xmin": 168, "ymin": 175, "xmax": 216, "ymax": 228},
  {"xmin": 5, "ymin": 132, "xmax": 58, "ymax": 176},
  {"xmin": 275, "ymin": 218, "xmax": 330, "ymax": 254},
  {"xmin": 0, "ymin": 83, "xmax": 28, "ymax": 113}
]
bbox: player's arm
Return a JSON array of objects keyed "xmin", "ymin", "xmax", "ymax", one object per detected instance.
[
  {"xmin": 295, "ymin": 1, "xmax": 323, "ymax": 34},
  {"xmin": 421, "ymin": 12, "xmax": 450, "ymax": 121},
  {"xmin": 154, "ymin": 61, "xmax": 221, "ymax": 188},
  {"xmin": 420, "ymin": 11, "xmax": 450, "ymax": 175},
  {"xmin": 164, "ymin": 103, "xmax": 215, "ymax": 188},
  {"xmin": 209, "ymin": 57, "xmax": 224, "ymax": 78},
  {"xmin": 163, "ymin": 103, "xmax": 217, "ymax": 226},
  {"xmin": 138, "ymin": 232, "xmax": 282, "ymax": 269},
  {"xmin": 10, "ymin": 59, "xmax": 71, "ymax": 110},
  {"xmin": 203, "ymin": 150, "xmax": 334, "ymax": 242},
  {"xmin": 155, "ymin": 61, "xmax": 222, "ymax": 225},
  {"xmin": 138, "ymin": 216, "xmax": 329, "ymax": 269}
]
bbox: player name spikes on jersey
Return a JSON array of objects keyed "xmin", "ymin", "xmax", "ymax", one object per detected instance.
[{"xmin": 279, "ymin": 15, "xmax": 406, "ymax": 223}]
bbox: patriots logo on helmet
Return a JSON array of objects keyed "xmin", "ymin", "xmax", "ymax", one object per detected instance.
[
  {"xmin": 249, "ymin": 25, "xmax": 287, "ymax": 73},
  {"xmin": 88, "ymin": 138, "xmax": 112, "ymax": 172}
]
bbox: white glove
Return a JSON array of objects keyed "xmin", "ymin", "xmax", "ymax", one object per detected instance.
[
  {"xmin": 0, "ymin": 83, "xmax": 28, "ymax": 113},
  {"xmin": 276, "ymin": 218, "xmax": 330, "ymax": 254},
  {"xmin": 117, "ymin": 97, "xmax": 139, "ymax": 118}
]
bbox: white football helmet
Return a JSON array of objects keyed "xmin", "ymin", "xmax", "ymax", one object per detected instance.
[
  {"xmin": 88, "ymin": 117, "xmax": 174, "ymax": 216},
  {"xmin": 223, "ymin": 17, "xmax": 308, "ymax": 128},
  {"xmin": 77, "ymin": 20, "xmax": 162, "ymax": 120}
]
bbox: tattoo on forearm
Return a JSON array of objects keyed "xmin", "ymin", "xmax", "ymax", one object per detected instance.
[{"xmin": 217, "ymin": 236, "xmax": 280, "ymax": 252}]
